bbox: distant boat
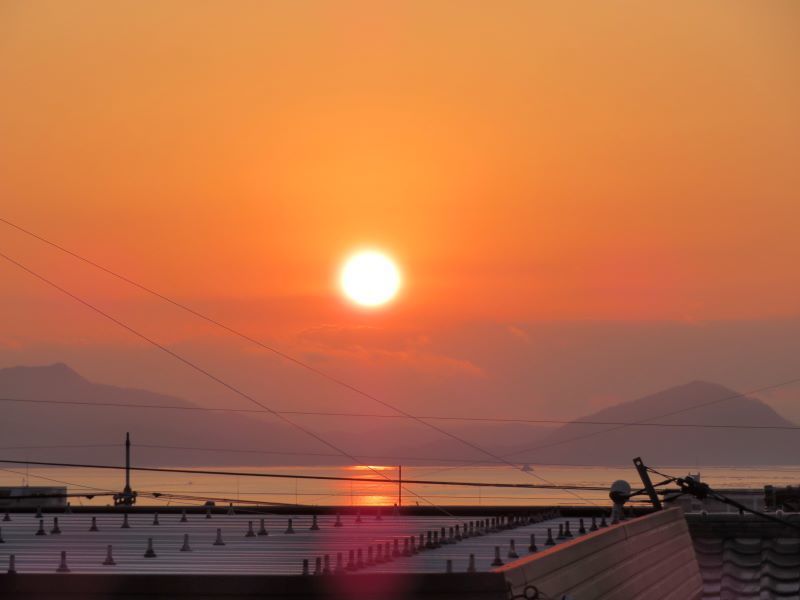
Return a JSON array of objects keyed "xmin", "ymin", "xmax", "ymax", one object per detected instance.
[{"xmin": 521, "ymin": 464, "xmax": 533, "ymax": 473}]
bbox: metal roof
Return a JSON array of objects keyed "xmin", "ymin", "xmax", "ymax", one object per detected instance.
[{"xmin": 0, "ymin": 509, "xmax": 606, "ymax": 576}]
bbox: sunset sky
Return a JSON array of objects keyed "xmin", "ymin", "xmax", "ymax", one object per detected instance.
[{"xmin": 2, "ymin": 2, "xmax": 800, "ymax": 424}]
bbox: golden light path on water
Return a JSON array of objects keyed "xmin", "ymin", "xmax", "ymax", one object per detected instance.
[{"xmin": 1, "ymin": 464, "xmax": 799, "ymax": 508}]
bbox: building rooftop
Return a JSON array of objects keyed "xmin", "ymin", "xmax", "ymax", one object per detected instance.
[
  {"xmin": 0, "ymin": 507, "xmax": 709, "ymax": 600},
  {"xmin": 0, "ymin": 508, "xmax": 593, "ymax": 576},
  {"xmin": 687, "ymin": 512, "xmax": 800, "ymax": 599}
]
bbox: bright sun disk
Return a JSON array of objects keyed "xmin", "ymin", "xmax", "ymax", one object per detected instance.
[{"xmin": 340, "ymin": 251, "xmax": 401, "ymax": 307}]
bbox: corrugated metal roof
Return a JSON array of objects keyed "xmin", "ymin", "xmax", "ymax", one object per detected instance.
[{"xmin": 0, "ymin": 510, "xmax": 606, "ymax": 576}]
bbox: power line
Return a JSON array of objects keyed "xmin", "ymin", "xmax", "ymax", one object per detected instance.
[
  {"xmin": 0, "ymin": 467, "xmax": 246, "ymax": 511},
  {"xmin": 131, "ymin": 489, "xmax": 610, "ymax": 500},
  {"xmin": 0, "ymin": 218, "xmax": 595, "ymax": 505},
  {"xmin": 3, "ymin": 438, "xmax": 799, "ymax": 478},
  {"xmin": 0, "ymin": 442, "xmax": 495, "ymax": 464},
  {"xmin": 646, "ymin": 465, "xmax": 800, "ymax": 533},
  {"xmin": 145, "ymin": 490, "xmax": 614, "ymax": 502},
  {"xmin": 0, "ymin": 465, "xmax": 116, "ymax": 495},
  {"xmin": 0, "ymin": 458, "xmax": 610, "ymax": 491},
  {"xmin": 2, "ymin": 442, "xmax": 795, "ymax": 482},
  {"xmin": 141, "ymin": 491, "xmax": 296, "ymax": 508},
  {"xmin": 136, "ymin": 444, "xmax": 497, "ymax": 465},
  {"xmin": 0, "ymin": 460, "xmax": 782, "ymax": 508},
  {"xmin": 501, "ymin": 377, "xmax": 800, "ymax": 459},
  {"xmin": 0, "ymin": 441, "xmax": 504, "ymax": 465},
  {"xmin": 0, "ymin": 249, "xmax": 450, "ymax": 514},
  {"xmin": 6, "ymin": 216, "xmax": 800, "ymax": 505},
  {"xmin": 2, "ymin": 396, "xmax": 799, "ymax": 432},
  {"xmin": 0, "ymin": 443, "xmax": 120, "ymax": 451},
  {"xmin": 418, "ymin": 377, "xmax": 800, "ymax": 479},
  {"xmin": 0, "ymin": 466, "xmax": 294, "ymax": 508},
  {"xmin": 18, "ymin": 222, "xmax": 795, "ymax": 499}
]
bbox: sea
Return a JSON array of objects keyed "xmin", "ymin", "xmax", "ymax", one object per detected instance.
[{"xmin": 2, "ymin": 463, "xmax": 798, "ymax": 508}]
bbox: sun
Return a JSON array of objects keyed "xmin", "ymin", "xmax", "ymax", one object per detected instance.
[{"xmin": 340, "ymin": 251, "xmax": 401, "ymax": 307}]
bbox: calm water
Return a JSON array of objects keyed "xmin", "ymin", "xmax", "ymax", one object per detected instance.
[{"xmin": 2, "ymin": 463, "xmax": 798, "ymax": 508}]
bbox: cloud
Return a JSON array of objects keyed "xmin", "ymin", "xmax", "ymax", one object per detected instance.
[
  {"xmin": 506, "ymin": 325, "xmax": 531, "ymax": 343},
  {"xmin": 296, "ymin": 324, "xmax": 486, "ymax": 378},
  {"xmin": 298, "ymin": 324, "xmax": 416, "ymax": 352}
]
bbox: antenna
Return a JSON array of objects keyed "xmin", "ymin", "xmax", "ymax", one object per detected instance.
[{"xmin": 113, "ymin": 432, "xmax": 137, "ymax": 506}]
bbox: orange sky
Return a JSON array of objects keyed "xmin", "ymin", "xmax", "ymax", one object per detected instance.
[{"xmin": 2, "ymin": 1, "xmax": 800, "ymax": 421}]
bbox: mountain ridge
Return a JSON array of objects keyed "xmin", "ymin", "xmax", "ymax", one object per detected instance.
[
  {"xmin": 510, "ymin": 380, "xmax": 798, "ymax": 465},
  {"xmin": 1, "ymin": 364, "xmax": 796, "ymax": 467},
  {"xmin": 571, "ymin": 380, "xmax": 794, "ymax": 426}
]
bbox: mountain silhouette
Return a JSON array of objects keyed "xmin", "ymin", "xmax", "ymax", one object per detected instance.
[
  {"xmin": 508, "ymin": 381, "xmax": 798, "ymax": 465},
  {"xmin": 1, "ymin": 367, "xmax": 794, "ymax": 469},
  {"xmin": 0, "ymin": 363, "xmax": 342, "ymax": 467}
]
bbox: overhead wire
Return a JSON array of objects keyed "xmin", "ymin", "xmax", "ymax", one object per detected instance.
[
  {"xmin": 0, "ymin": 443, "xmax": 120, "ymax": 451},
  {"xmin": 0, "ymin": 465, "xmax": 117, "ymax": 496},
  {"xmin": 1, "ymin": 441, "xmax": 798, "ymax": 477},
  {"xmin": 132, "ymin": 489, "xmax": 610, "ymax": 501},
  {"xmin": 643, "ymin": 463, "xmax": 800, "ymax": 532},
  {"xmin": 0, "ymin": 221, "xmax": 597, "ymax": 505},
  {"xmin": 417, "ymin": 376, "xmax": 800, "ymax": 479},
  {"xmin": 0, "ymin": 458, "xmax": 611, "ymax": 491},
  {"xmin": 0, "ymin": 250, "xmax": 451, "ymax": 515},
  {"xmin": 3, "ymin": 395, "xmax": 800, "ymax": 431},
  {"xmin": 501, "ymin": 378, "xmax": 800, "ymax": 459},
  {"xmin": 9, "ymin": 217, "xmax": 798, "ymax": 503}
]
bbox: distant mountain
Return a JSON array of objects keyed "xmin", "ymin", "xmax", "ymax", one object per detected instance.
[
  {"xmin": 5, "ymin": 366, "xmax": 784, "ymax": 470},
  {"xmin": 0, "ymin": 363, "xmax": 550, "ymax": 469},
  {"xmin": 0, "ymin": 363, "xmax": 338, "ymax": 467},
  {"xmin": 507, "ymin": 381, "xmax": 799, "ymax": 466}
]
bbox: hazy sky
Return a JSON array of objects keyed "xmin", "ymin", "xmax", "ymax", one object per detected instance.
[{"xmin": 2, "ymin": 2, "xmax": 800, "ymax": 423}]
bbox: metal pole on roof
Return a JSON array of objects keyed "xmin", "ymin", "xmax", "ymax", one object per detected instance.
[
  {"xmin": 114, "ymin": 432, "xmax": 136, "ymax": 506},
  {"xmin": 125, "ymin": 433, "xmax": 131, "ymax": 494},
  {"xmin": 633, "ymin": 456, "xmax": 663, "ymax": 510},
  {"xmin": 398, "ymin": 465, "xmax": 402, "ymax": 508}
]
